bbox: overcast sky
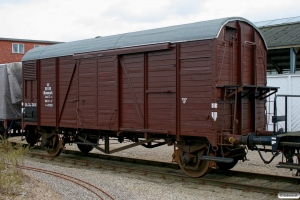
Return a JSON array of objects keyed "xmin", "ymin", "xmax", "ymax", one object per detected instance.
[{"xmin": 1, "ymin": 0, "xmax": 299, "ymax": 42}]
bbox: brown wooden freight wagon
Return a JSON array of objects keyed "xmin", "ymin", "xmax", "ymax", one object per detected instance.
[{"xmin": 22, "ymin": 17, "xmax": 278, "ymax": 177}]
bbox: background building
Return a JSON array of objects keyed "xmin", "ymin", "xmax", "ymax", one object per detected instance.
[
  {"xmin": 255, "ymin": 16, "xmax": 300, "ymax": 132},
  {"xmin": 0, "ymin": 37, "xmax": 60, "ymax": 64},
  {"xmin": 255, "ymin": 16, "xmax": 300, "ymax": 74}
]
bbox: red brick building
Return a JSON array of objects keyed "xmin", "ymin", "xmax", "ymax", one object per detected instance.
[{"xmin": 0, "ymin": 37, "xmax": 60, "ymax": 64}]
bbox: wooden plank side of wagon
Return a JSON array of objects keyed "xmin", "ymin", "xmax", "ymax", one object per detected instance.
[
  {"xmin": 179, "ymin": 40, "xmax": 214, "ymax": 139},
  {"xmin": 57, "ymin": 56, "xmax": 77, "ymax": 128}
]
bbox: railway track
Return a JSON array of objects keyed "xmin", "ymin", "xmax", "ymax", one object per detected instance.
[
  {"xmin": 18, "ymin": 165, "xmax": 115, "ymax": 200},
  {"xmin": 34, "ymin": 147, "xmax": 300, "ymax": 184},
  {"xmin": 213, "ymin": 169, "xmax": 300, "ymax": 185},
  {"xmin": 27, "ymin": 149, "xmax": 300, "ymax": 196}
]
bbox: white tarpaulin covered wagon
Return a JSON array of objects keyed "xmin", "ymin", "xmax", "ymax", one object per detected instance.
[{"xmin": 0, "ymin": 62, "xmax": 22, "ymax": 135}]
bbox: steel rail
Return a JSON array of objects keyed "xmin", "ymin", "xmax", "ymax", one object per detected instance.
[
  {"xmin": 28, "ymin": 151, "xmax": 300, "ymax": 195},
  {"xmin": 213, "ymin": 169, "xmax": 300, "ymax": 184},
  {"xmin": 18, "ymin": 165, "xmax": 115, "ymax": 200},
  {"xmin": 10, "ymin": 142, "xmax": 300, "ymax": 195},
  {"xmin": 16, "ymin": 143, "xmax": 300, "ymax": 182},
  {"xmin": 62, "ymin": 148, "xmax": 179, "ymax": 169},
  {"xmin": 43, "ymin": 147, "xmax": 300, "ymax": 184}
]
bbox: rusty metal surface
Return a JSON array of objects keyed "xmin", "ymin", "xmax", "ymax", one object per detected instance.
[{"xmin": 22, "ymin": 19, "xmax": 268, "ymax": 147}]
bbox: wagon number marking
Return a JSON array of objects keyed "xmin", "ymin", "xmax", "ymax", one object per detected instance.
[{"xmin": 43, "ymin": 83, "xmax": 53, "ymax": 107}]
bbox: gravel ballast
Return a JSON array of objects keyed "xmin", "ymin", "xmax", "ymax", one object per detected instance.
[
  {"xmin": 7, "ymin": 139, "xmax": 296, "ymax": 200},
  {"xmin": 20, "ymin": 158, "xmax": 276, "ymax": 200},
  {"xmin": 5, "ymin": 137, "xmax": 298, "ymax": 199}
]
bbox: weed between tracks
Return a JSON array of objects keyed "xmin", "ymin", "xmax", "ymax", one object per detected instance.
[{"xmin": 0, "ymin": 136, "xmax": 29, "ymax": 197}]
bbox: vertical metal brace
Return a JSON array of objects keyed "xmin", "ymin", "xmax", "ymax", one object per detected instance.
[
  {"xmin": 176, "ymin": 43, "xmax": 180, "ymax": 141},
  {"xmin": 233, "ymin": 87, "xmax": 237, "ymax": 134},
  {"xmin": 105, "ymin": 133, "xmax": 109, "ymax": 154},
  {"xmin": 290, "ymin": 48, "xmax": 296, "ymax": 74},
  {"xmin": 55, "ymin": 58, "xmax": 59, "ymax": 130},
  {"xmin": 116, "ymin": 56, "xmax": 120, "ymax": 130},
  {"xmin": 284, "ymin": 96, "xmax": 287, "ymax": 133},
  {"xmin": 273, "ymin": 94, "xmax": 277, "ymax": 134},
  {"xmin": 245, "ymin": 39, "xmax": 258, "ymax": 133},
  {"xmin": 37, "ymin": 60, "xmax": 40, "ymax": 130},
  {"xmin": 237, "ymin": 22, "xmax": 243, "ymax": 134},
  {"xmin": 144, "ymin": 53, "xmax": 148, "ymax": 130}
]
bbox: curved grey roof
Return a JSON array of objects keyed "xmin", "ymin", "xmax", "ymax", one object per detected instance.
[{"xmin": 22, "ymin": 17, "xmax": 266, "ymax": 61}]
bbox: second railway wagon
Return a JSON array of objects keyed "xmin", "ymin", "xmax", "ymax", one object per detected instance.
[{"xmin": 22, "ymin": 17, "xmax": 283, "ymax": 177}]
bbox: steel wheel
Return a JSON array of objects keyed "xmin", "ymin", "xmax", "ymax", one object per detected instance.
[
  {"xmin": 177, "ymin": 148, "xmax": 210, "ymax": 178},
  {"xmin": 46, "ymin": 134, "xmax": 63, "ymax": 156}
]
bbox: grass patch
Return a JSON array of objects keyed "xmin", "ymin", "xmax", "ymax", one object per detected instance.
[{"xmin": 0, "ymin": 136, "xmax": 29, "ymax": 197}]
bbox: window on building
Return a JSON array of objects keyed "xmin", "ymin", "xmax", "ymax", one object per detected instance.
[
  {"xmin": 12, "ymin": 43, "xmax": 25, "ymax": 54},
  {"xmin": 34, "ymin": 44, "xmax": 45, "ymax": 48}
]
